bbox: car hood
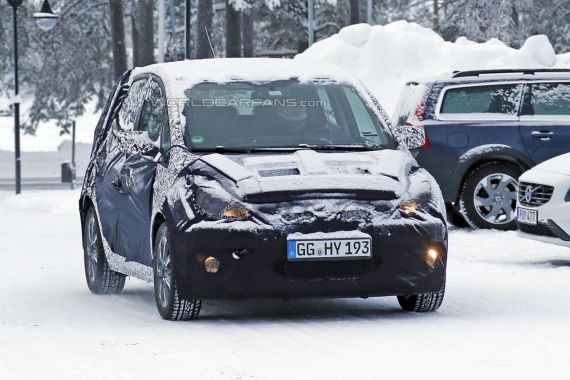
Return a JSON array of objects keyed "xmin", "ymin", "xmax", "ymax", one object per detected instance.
[
  {"xmin": 531, "ymin": 153, "xmax": 570, "ymax": 177},
  {"xmin": 198, "ymin": 149, "xmax": 413, "ymax": 198}
]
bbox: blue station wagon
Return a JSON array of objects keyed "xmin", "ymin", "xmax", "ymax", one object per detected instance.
[{"xmin": 394, "ymin": 69, "xmax": 570, "ymax": 230}]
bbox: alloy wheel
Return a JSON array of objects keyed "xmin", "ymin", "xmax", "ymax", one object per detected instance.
[
  {"xmin": 156, "ymin": 235, "xmax": 172, "ymax": 308},
  {"xmin": 86, "ymin": 215, "xmax": 99, "ymax": 283},
  {"xmin": 473, "ymin": 173, "xmax": 518, "ymax": 225}
]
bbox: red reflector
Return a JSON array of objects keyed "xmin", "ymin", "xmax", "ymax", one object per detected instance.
[{"xmin": 421, "ymin": 134, "xmax": 430, "ymax": 149}]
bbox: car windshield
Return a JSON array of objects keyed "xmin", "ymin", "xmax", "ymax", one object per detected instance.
[{"xmin": 182, "ymin": 80, "xmax": 392, "ymax": 151}]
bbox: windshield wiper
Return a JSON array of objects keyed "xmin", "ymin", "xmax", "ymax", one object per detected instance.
[
  {"xmin": 192, "ymin": 146, "xmax": 308, "ymax": 154},
  {"xmin": 297, "ymin": 144, "xmax": 377, "ymax": 151}
]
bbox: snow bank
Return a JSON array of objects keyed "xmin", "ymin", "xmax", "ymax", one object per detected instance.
[
  {"xmin": 0, "ymin": 98, "xmax": 100, "ymax": 153},
  {"xmin": 296, "ymin": 21, "xmax": 570, "ymax": 114},
  {"xmin": 1, "ymin": 190, "xmax": 80, "ymax": 214}
]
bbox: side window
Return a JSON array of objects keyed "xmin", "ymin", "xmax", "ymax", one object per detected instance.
[
  {"xmin": 117, "ymin": 79, "xmax": 146, "ymax": 131},
  {"xmin": 524, "ymin": 82, "xmax": 570, "ymax": 116},
  {"xmin": 137, "ymin": 79, "xmax": 168, "ymax": 142},
  {"xmin": 440, "ymin": 84, "xmax": 521, "ymax": 116}
]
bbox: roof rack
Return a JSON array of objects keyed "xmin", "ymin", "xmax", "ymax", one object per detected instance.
[{"xmin": 451, "ymin": 69, "xmax": 570, "ymax": 78}]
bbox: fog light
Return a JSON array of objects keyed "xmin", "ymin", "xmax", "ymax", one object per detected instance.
[
  {"xmin": 204, "ymin": 256, "xmax": 220, "ymax": 273},
  {"xmin": 426, "ymin": 248, "xmax": 439, "ymax": 266}
]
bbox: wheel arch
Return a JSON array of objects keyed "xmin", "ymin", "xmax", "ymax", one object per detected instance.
[{"xmin": 451, "ymin": 145, "xmax": 533, "ymax": 201}]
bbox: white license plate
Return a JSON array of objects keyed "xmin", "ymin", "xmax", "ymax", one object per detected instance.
[
  {"xmin": 517, "ymin": 207, "xmax": 537, "ymax": 225},
  {"xmin": 287, "ymin": 237, "xmax": 372, "ymax": 261}
]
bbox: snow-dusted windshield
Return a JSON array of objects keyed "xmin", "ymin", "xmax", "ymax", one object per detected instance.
[{"xmin": 182, "ymin": 80, "xmax": 392, "ymax": 150}]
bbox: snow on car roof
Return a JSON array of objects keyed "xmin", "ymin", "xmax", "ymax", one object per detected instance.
[{"xmin": 132, "ymin": 58, "xmax": 358, "ymax": 98}]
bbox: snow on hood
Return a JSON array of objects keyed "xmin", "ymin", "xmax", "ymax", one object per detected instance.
[
  {"xmin": 530, "ymin": 152, "xmax": 570, "ymax": 176},
  {"xmin": 199, "ymin": 149, "xmax": 411, "ymax": 197}
]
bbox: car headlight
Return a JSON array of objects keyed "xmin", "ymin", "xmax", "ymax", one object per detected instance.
[
  {"xmin": 222, "ymin": 204, "xmax": 250, "ymax": 219},
  {"xmin": 399, "ymin": 198, "xmax": 421, "ymax": 215},
  {"xmin": 193, "ymin": 186, "xmax": 250, "ymax": 221}
]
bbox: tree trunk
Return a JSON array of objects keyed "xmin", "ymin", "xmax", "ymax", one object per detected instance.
[
  {"xmin": 131, "ymin": 15, "xmax": 141, "ymax": 67},
  {"xmin": 242, "ymin": 8, "xmax": 254, "ymax": 57},
  {"xmin": 196, "ymin": 0, "xmax": 214, "ymax": 59},
  {"xmin": 137, "ymin": 0, "xmax": 155, "ymax": 66},
  {"xmin": 225, "ymin": 1, "xmax": 242, "ymax": 57},
  {"xmin": 432, "ymin": 0, "xmax": 439, "ymax": 31},
  {"xmin": 109, "ymin": 0, "xmax": 127, "ymax": 80},
  {"xmin": 349, "ymin": 0, "xmax": 360, "ymax": 24}
]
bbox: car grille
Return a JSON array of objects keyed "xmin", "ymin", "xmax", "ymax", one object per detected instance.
[
  {"xmin": 517, "ymin": 222, "xmax": 557, "ymax": 238},
  {"xmin": 274, "ymin": 257, "xmax": 382, "ymax": 280},
  {"xmin": 518, "ymin": 182, "xmax": 554, "ymax": 207}
]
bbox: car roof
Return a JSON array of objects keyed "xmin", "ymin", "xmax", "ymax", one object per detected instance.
[
  {"xmin": 408, "ymin": 68, "xmax": 570, "ymax": 86},
  {"xmin": 131, "ymin": 58, "xmax": 358, "ymax": 98}
]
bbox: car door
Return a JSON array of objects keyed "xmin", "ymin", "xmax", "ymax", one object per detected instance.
[
  {"xmin": 95, "ymin": 76, "xmax": 168, "ymax": 266},
  {"xmin": 519, "ymin": 81, "xmax": 570, "ymax": 163},
  {"xmin": 95, "ymin": 77, "xmax": 146, "ymax": 262}
]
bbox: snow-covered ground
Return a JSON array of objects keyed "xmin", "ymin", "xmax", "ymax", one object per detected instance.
[{"xmin": 1, "ymin": 190, "xmax": 569, "ymax": 379}]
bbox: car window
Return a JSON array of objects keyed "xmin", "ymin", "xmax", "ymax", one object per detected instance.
[
  {"xmin": 137, "ymin": 79, "xmax": 167, "ymax": 142},
  {"xmin": 440, "ymin": 84, "xmax": 521, "ymax": 115},
  {"xmin": 117, "ymin": 79, "xmax": 146, "ymax": 131},
  {"xmin": 524, "ymin": 82, "xmax": 570, "ymax": 116}
]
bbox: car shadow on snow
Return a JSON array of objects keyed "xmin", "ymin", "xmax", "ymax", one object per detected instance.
[
  {"xmin": 115, "ymin": 287, "xmax": 440, "ymax": 322},
  {"xmin": 196, "ymin": 298, "xmax": 430, "ymax": 322},
  {"xmin": 530, "ymin": 259, "xmax": 570, "ymax": 268}
]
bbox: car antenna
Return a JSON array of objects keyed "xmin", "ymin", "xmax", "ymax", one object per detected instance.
[{"xmin": 204, "ymin": 27, "xmax": 216, "ymax": 58}]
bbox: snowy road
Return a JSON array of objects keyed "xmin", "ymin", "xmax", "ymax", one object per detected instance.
[{"xmin": 1, "ymin": 190, "xmax": 569, "ymax": 379}]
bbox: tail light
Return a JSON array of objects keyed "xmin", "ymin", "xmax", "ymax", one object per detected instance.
[
  {"xmin": 421, "ymin": 133, "xmax": 430, "ymax": 149},
  {"xmin": 414, "ymin": 98, "xmax": 426, "ymax": 121}
]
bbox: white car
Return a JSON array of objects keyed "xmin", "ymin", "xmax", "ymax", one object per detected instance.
[{"xmin": 517, "ymin": 153, "xmax": 570, "ymax": 247}]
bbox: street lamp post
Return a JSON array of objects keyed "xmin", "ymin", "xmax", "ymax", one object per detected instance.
[
  {"xmin": 6, "ymin": 0, "xmax": 23, "ymax": 194},
  {"xmin": 5, "ymin": 0, "xmax": 58, "ymax": 194}
]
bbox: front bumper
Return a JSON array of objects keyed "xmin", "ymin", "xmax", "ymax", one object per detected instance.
[
  {"xmin": 517, "ymin": 169, "xmax": 570, "ymax": 248},
  {"xmin": 167, "ymin": 214, "xmax": 447, "ymax": 300}
]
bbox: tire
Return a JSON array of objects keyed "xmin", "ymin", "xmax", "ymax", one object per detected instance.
[
  {"xmin": 153, "ymin": 222, "xmax": 201, "ymax": 321},
  {"xmin": 459, "ymin": 161, "xmax": 521, "ymax": 230},
  {"xmin": 83, "ymin": 207, "xmax": 126, "ymax": 294},
  {"xmin": 445, "ymin": 202, "xmax": 469, "ymax": 228},
  {"xmin": 397, "ymin": 281, "xmax": 445, "ymax": 312}
]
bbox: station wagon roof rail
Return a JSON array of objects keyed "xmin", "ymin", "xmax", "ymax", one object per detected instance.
[{"xmin": 451, "ymin": 68, "xmax": 570, "ymax": 78}]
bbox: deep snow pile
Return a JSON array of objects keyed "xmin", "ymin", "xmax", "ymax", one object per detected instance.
[{"xmin": 296, "ymin": 21, "xmax": 570, "ymax": 114}]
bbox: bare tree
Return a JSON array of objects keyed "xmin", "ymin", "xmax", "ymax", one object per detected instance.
[
  {"xmin": 225, "ymin": 1, "xmax": 242, "ymax": 57},
  {"xmin": 196, "ymin": 0, "xmax": 214, "ymax": 59},
  {"xmin": 137, "ymin": 0, "xmax": 155, "ymax": 66},
  {"xmin": 349, "ymin": 0, "xmax": 360, "ymax": 24},
  {"xmin": 242, "ymin": 7, "xmax": 254, "ymax": 57},
  {"xmin": 109, "ymin": 0, "xmax": 127, "ymax": 80}
]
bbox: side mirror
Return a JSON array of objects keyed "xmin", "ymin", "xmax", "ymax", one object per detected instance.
[
  {"xmin": 395, "ymin": 125, "xmax": 426, "ymax": 150},
  {"xmin": 153, "ymin": 151, "xmax": 168, "ymax": 167}
]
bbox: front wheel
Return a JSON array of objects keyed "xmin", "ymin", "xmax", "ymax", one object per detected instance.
[
  {"xmin": 459, "ymin": 161, "xmax": 521, "ymax": 230},
  {"xmin": 153, "ymin": 222, "xmax": 201, "ymax": 321},
  {"xmin": 83, "ymin": 207, "xmax": 126, "ymax": 294},
  {"xmin": 397, "ymin": 282, "xmax": 445, "ymax": 312}
]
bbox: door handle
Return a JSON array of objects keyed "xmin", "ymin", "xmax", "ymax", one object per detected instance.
[{"xmin": 531, "ymin": 130, "xmax": 554, "ymax": 141}]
